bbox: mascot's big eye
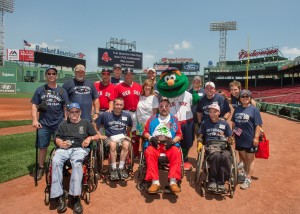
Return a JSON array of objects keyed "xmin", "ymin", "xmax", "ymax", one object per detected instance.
[{"xmin": 164, "ymin": 74, "xmax": 176, "ymax": 82}]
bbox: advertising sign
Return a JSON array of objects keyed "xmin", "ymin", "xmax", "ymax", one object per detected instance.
[
  {"xmin": 7, "ymin": 49, "xmax": 19, "ymax": 61},
  {"xmin": 0, "ymin": 83, "xmax": 16, "ymax": 94},
  {"xmin": 19, "ymin": 50, "xmax": 34, "ymax": 62},
  {"xmin": 98, "ymin": 48, "xmax": 143, "ymax": 69},
  {"xmin": 183, "ymin": 63, "xmax": 200, "ymax": 71},
  {"xmin": 239, "ymin": 47, "xmax": 279, "ymax": 59}
]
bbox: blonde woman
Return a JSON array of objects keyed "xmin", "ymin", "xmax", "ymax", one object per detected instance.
[{"xmin": 136, "ymin": 79, "xmax": 159, "ymax": 157}]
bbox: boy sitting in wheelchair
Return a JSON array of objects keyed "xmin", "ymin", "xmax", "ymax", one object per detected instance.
[
  {"xmin": 143, "ymin": 98, "xmax": 183, "ymax": 194},
  {"xmin": 197, "ymin": 103, "xmax": 234, "ymax": 193},
  {"xmin": 51, "ymin": 103, "xmax": 99, "ymax": 214}
]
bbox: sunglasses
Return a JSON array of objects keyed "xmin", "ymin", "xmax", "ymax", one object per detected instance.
[
  {"xmin": 241, "ymin": 95, "xmax": 250, "ymax": 98},
  {"xmin": 47, "ymin": 73, "xmax": 57, "ymax": 76},
  {"xmin": 69, "ymin": 111, "xmax": 80, "ymax": 114},
  {"xmin": 159, "ymin": 105, "xmax": 169, "ymax": 108}
]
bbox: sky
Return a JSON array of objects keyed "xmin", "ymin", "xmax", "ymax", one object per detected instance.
[{"xmin": 3, "ymin": 0, "xmax": 300, "ymax": 74}]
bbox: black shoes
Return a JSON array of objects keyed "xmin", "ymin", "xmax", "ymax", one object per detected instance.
[
  {"xmin": 57, "ymin": 192, "xmax": 67, "ymax": 213},
  {"xmin": 73, "ymin": 196, "xmax": 83, "ymax": 214},
  {"xmin": 119, "ymin": 168, "xmax": 128, "ymax": 180},
  {"xmin": 36, "ymin": 167, "xmax": 45, "ymax": 181}
]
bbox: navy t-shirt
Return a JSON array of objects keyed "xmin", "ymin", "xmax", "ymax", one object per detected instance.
[
  {"xmin": 31, "ymin": 84, "xmax": 69, "ymax": 129},
  {"xmin": 62, "ymin": 78, "xmax": 99, "ymax": 121},
  {"xmin": 231, "ymin": 105, "xmax": 263, "ymax": 148},
  {"xmin": 111, "ymin": 77, "xmax": 123, "ymax": 85},
  {"xmin": 95, "ymin": 111, "xmax": 133, "ymax": 137},
  {"xmin": 196, "ymin": 93, "xmax": 231, "ymax": 122},
  {"xmin": 231, "ymin": 95, "xmax": 241, "ymax": 109},
  {"xmin": 199, "ymin": 118, "xmax": 232, "ymax": 142}
]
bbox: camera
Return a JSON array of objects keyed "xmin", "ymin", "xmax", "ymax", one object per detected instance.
[{"xmin": 37, "ymin": 101, "xmax": 47, "ymax": 112}]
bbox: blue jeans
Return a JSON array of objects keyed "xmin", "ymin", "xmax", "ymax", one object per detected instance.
[
  {"xmin": 37, "ymin": 126, "xmax": 56, "ymax": 148},
  {"xmin": 50, "ymin": 147, "xmax": 90, "ymax": 198}
]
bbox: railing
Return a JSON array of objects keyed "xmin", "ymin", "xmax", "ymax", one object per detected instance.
[{"xmin": 257, "ymin": 102, "xmax": 300, "ymax": 121}]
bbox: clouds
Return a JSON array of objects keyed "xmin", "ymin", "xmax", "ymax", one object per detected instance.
[
  {"xmin": 168, "ymin": 40, "xmax": 192, "ymax": 55},
  {"xmin": 281, "ymin": 46, "xmax": 300, "ymax": 56}
]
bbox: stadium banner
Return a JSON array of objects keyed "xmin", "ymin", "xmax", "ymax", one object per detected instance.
[
  {"xmin": 0, "ymin": 70, "xmax": 17, "ymax": 82},
  {"xmin": 7, "ymin": 49, "xmax": 35, "ymax": 62},
  {"xmin": 7, "ymin": 49, "xmax": 19, "ymax": 61},
  {"xmin": 98, "ymin": 48, "xmax": 143, "ymax": 69},
  {"xmin": 0, "ymin": 82, "xmax": 16, "ymax": 94},
  {"xmin": 183, "ymin": 63, "xmax": 200, "ymax": 71},
  {"xmin": 19, "ymin": 50, "xmax": 34, "ymax": 62}
]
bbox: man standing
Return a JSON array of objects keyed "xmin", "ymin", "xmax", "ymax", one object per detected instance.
[
  {"xmin": 111, "ymin": 63, "xmax": 123, "ymax": 85},
  {"xmin": 114, "ymin": 68, "xmax": 142, "ymax": 157},
  {"xmin": 94, "ymin": 68, "xmax": 115, "ymax": 113},
  {"xmin": 31, "ymin": 67, "xmax": 69, "ymax": 180},
  {"xmin": 196, "ymin": 81, "xmax": 231, "ymax": 124},
  {"xmin": 62, "ymin": 64, "xmax": 99, "ymax": 121},
  {"xmin": 95, "ymin": 98, "xmax": 132, "ymax": 180}
]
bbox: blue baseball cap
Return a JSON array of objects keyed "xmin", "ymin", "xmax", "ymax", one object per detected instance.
[
  {"xmin": 239, "ymin": 89, "xmax": 252, "ymax": 97},
  {"xmin": 67, "ymin": 102, "xmax": 81, "ymax": 110},
  {"xmin": 45, "ymin": 67, "xmax": 58, "ymax": 74}
]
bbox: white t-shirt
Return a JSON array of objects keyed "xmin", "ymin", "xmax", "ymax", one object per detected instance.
[
  {"xmin": 137, "ymin": 95, "xmax": 159, "ymax": 124},
  {"xmin": 168, "ymin": 91, "xmax": 193, "ymax": 121}
]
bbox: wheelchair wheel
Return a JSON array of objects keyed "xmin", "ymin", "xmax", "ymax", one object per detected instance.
[
  {"xmin": 137, "ymin": 151, "xmax": 146, "ymax": 191},
  {"xmin": 126, "ymin": 143, "xmax": 134, "ymax": 175},
  {"xmin": 200, "ymin": 187, "xmax": 205, "ymax": 197},
  {"xmin": 87, "ymin": 148, "xmax": 98, "ymax": 192},
  {"xmin": 83, "ymin": 192, "xmax": 90, "ymax": 205},
  {"xmin": 195, "ymin": 147, "xmax": 205, "ymax": 184},
  {"xmin": 230, "ymin": 145, "xmax": 238, "ymax": 188},
  {"xmin": 98, "ymin": 140, "xmax": 105, "ymax": 175}
]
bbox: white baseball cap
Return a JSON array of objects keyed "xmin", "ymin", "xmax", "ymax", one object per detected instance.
[
  {"xmin": 147, "ymin": 68, "xmax": 156, "ymax": 73},
  {"xmin": 205, "ymin": 81, "xmax": 215, "ymax": 88},
  {"xmin": 208, "ymin": 103, "xmax": 220, "ymax": 111}
]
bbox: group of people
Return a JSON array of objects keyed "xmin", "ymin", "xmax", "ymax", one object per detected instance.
[{"xmin": 31, "ymin": 64, "xmax": 262, "ymax": 213}]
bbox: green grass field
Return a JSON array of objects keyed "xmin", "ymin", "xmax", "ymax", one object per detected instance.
[
  {"xmin": 0, "ymin": 132, "xmax": 54, "ymax": 183},
  {"xmin": 0, "ymin": 120, "xmax": 32, "ymax": 128}
]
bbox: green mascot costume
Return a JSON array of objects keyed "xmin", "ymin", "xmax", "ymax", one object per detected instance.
[{"xmin": 157, "ymin": 67, "xmax": 194, "ymax": 170}]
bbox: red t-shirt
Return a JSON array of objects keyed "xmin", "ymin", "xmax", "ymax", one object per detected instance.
[
  {"xmin": 94, "ymin": 81, "xmax": 115, "ymax": 110},
  {"xmin": 114, "ymin": 82, "xmax": 142, "ymax": 111}
]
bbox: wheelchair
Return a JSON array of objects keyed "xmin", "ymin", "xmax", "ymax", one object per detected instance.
[
  {"xmin": 136, "ymin": 137, "xmax": 184, "ymax": 194},
  {"xmin": 98, "ymin": 138, "xmax": 134, "ymax": 182},
  {"xmin": 44, "ymin": 141, "xmax": 99, "ymax": 205},
  {"xmin": 194, "ymin": 137, "xmax": 238, "ymax": 198}
]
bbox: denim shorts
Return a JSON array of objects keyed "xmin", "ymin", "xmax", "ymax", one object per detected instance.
[{"xmin": 37, "ymin": 126, "xmax": 56, "ymax": 149}]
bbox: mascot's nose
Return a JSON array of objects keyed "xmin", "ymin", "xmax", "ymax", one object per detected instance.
[{"xmin": 167, "ymin": 79, "xmax": 175, "ymax": 86}]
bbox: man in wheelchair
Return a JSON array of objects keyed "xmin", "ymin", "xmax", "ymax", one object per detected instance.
[
  {"xmin": 95, "ymin": 97, "xmax": 133, "ymax": 181},
  {"xmin": 197, "ymin": 103, "xmax": 234, "ymax": 193},
  {"xmin": 51, "ymin": 103, "xmax": 99, "ymax": 213},
  {"xmin": 143, "ymin": 98, "xmax": 183, "ymax": 194}
]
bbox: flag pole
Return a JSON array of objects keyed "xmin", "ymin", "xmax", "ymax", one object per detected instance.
[{"xmin": 245, "ymin": 36, "xmax": 250, "ymax": 90}]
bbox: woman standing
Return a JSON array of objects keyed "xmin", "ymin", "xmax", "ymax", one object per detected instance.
[
  {"xmin": 136, "ymin": 79, "xmax": 159, "ymax": 157},
  {"xmin": 231, "ymin": 90, "xmax": 263, "ymax": 190}
]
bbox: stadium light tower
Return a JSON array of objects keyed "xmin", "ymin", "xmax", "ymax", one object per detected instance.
[
  {"xmin": 210, "ymin": 21, "xmax": 237, "ymax": 66},
  {"xmin": 0, "ymin": 0, "xmax": 14, "ymax": 66}
]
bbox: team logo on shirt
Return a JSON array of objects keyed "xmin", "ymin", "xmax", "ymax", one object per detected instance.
[
  {"xmin": 79, "ymin": 126, "xmax": 84, "ymax": 134},
  {"xmin": 74, "ymin": 86, "xmax": 91, "ymax": 94}
]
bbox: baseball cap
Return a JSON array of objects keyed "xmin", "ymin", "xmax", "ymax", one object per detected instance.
[
  {"xmin": 205, "ymin": 81, "xmax": 215, "ymax": 88},
  {"xmin": 101, "ymin": 68, "xmax": 111, "ymax": 74},
  {"xmin": 67, "ymin": 102, "xmax": 81, "ymax": 110},
  {"xmin": 208, "ymin": 103, "xmax": 220, "ymax": 112},
  {"xmin": 147, "ymin": 68, "xmax": 156, "ymax": 74},
  {"xmin": 113, "ymin": 64, "xmax": 122, "ymax": 69},
  {"xmin": 74, "ymin": 64, "xmax": 86, "ymax": 72},
  {"xmin": 159, "ymin": 97, "xmax": 170, "ymax": 104},
  {"xmin": 239, "ymin": 89, "xmax": 252, "ymax": 97},
  {"xmin": 161, "ymin": 67, "xmax": 180, "ymax": 75},
  {"xmin": 193, "ymin": 76, "xmax": 202, "ymax": 82},
  {"xmin": 122, "ymin": 68, "xmax": 134, "ymax": 74},
  {"xmin": 45, "ymin": 67, "xmax": 58, "ymax": 74}
]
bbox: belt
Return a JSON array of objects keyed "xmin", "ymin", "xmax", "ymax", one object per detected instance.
[
  {"xmin": 180, "ymin": 118, "xmax": 193, "ymax": 125},
  {"xmin": 100, "ymin": 109, "xmax": 107, "ymax": 111}
]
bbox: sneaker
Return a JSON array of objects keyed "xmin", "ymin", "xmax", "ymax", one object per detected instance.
[
  {"xmin": 207, "ymin": 181, "xmax": 217, "ymax": 192},
  {"xmin": 57, "ymin": 192, "xmax": 67, "ymax": 213},
  {"xmin": 217, "ymin": 184, "xmax": 226, "ymax": 193},
  {"xmin": 110, "ymin": 169, "xmax": 119, "ymax": 181},
  {"xmin": 170, "ymin": 183, "xmax": 181, "ymax": 193},
  {"xmin": 183, "ymin": 162, "xmax": 193, "ymax": 171},
  {"xmin": 240, "ymin": 178, "xmax": 251, "ymax": 190},
  {"xmin": 119, "ymin": 168, "xmax": 128, "ymax": 180},
  {"xmin": 73, "ymin": 196, "xmax": 83, "ymax": 214},
  {"xmin": 238, "ymin": 172, "xmax": 246, "ymax": 184},
  {"xmin": 148, "ymin": 184, "xmax": 161, "ymax": 194},
  {"xmin": 36, "ymin": 167, "xmax": 44, "ymax": 181},
  {"xmin": 238, "ymin": 162, "xmax": 244, "ymax": 170}
]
